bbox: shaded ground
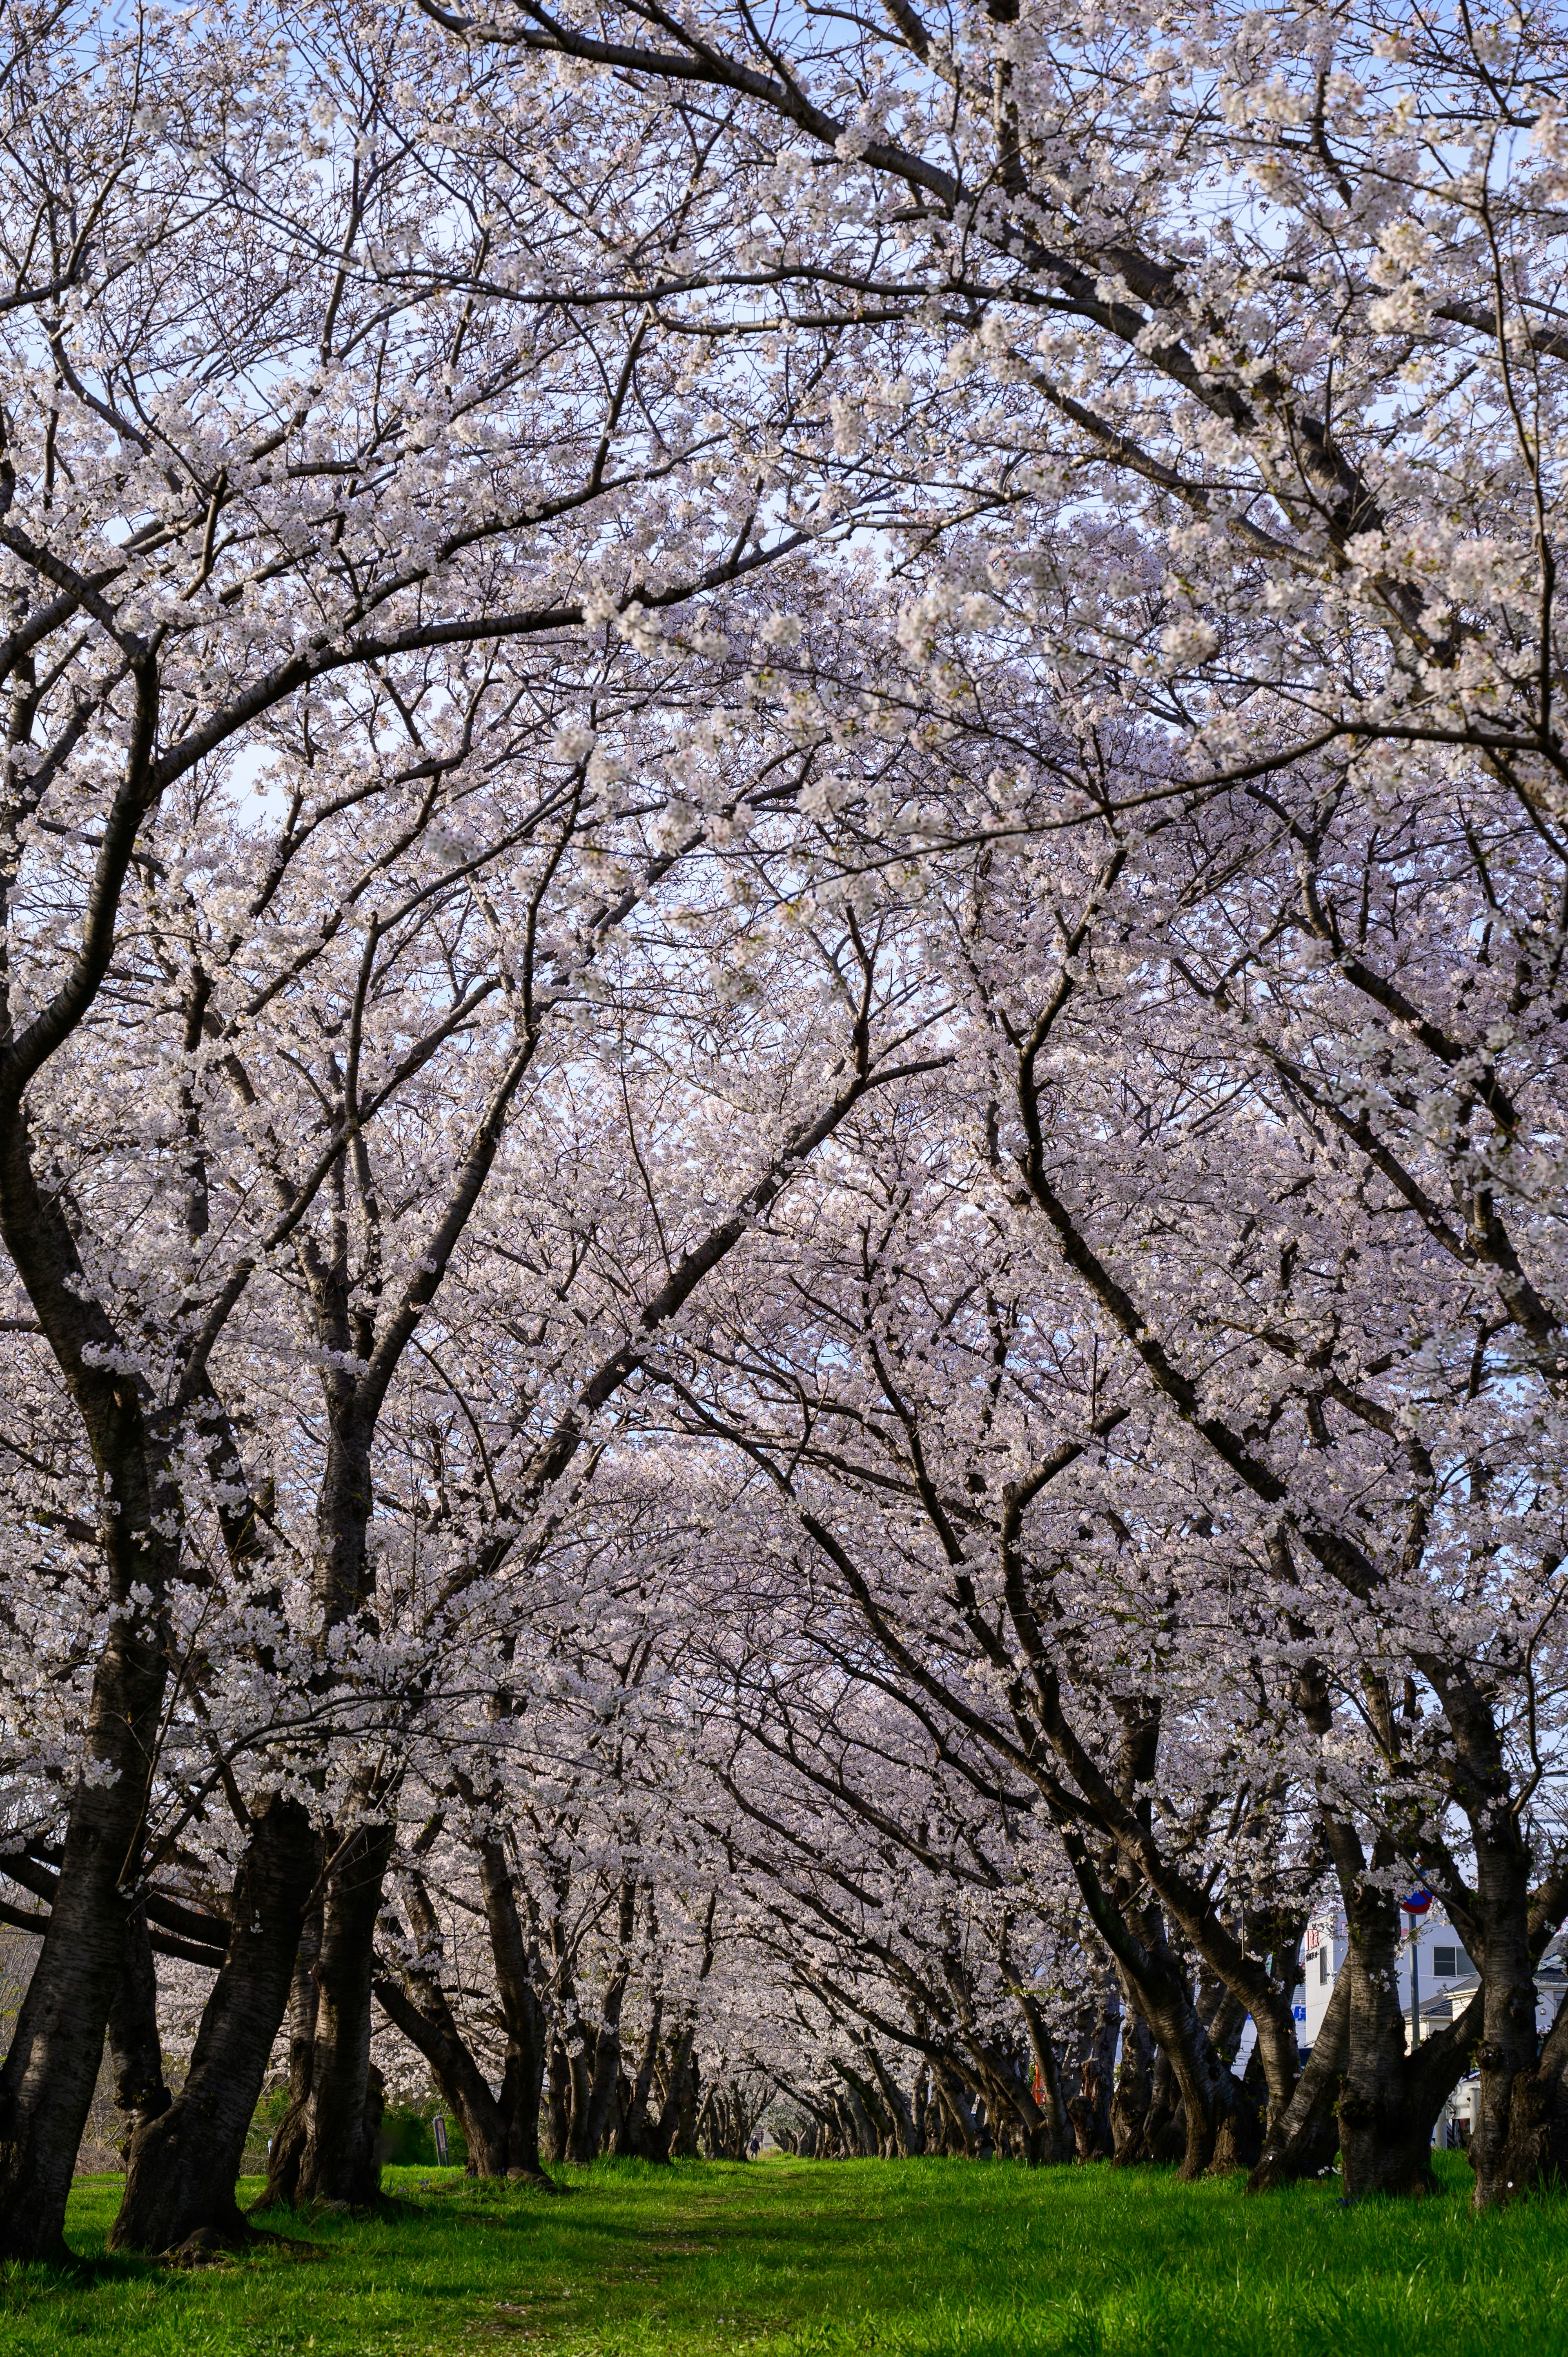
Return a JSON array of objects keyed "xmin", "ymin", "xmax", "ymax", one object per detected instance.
[{"xmin": 4, "ymin": 2153, "xmax": 1566, "ymax": 2357}]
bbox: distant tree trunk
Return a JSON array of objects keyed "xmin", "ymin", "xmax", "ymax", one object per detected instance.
[
  {"xmin": 1060, "ymin": 1824, "xmax": 1240, "ymax": 2179},
  {"xmin": 1111, "ymin": 2006, "xmax": 1156, "ymax": 2161},
  {"xmin": 1139, "ymin": 2047, "xmax": 1188, "ymax": 2167},
  {"xmin": 931, "ymin": 2062, "xmax": 983, "ymax": 2157},
  {"xmin": 542, "ymin": 2035, "xmax": 570, "ymax": 2165},
  {"xmin": 610, "ymin": 1992, "xmax": 663, "ymax": 2158},
  {"xmin": 558, "ymin": 2014, "xmax": 591, "ymax": 2161},
  {"xmin": 672, "ymin": 2045, "xmax": 702, "ymax": 2157},
  {"xmin": 864, "ymin": 2044, "xmax": 923, "ymax": 2157},
  {"xmin": 645, "ymin": 1895, "xmax": 715, "ymax": 2163},
  {"xmin": 1066, "ymin": 1984, "xmax": 1119, "ymax": 2161},
  {"xmin": 1211, "ymin": 2043, "xmax": 1267, "ymax": 2173},
  {"xmin": 1009, "ymin": 1988, "xmax": 1072, "ymax": 2163},
  {"xmin": 571, "ymin": 1882, "xmax": 635, "ymax": 2161},
  {"xmin": 833, "ymin": 2063, "xmax": 883, "ymax": 2157},
  {"xmin": 372, "ymin": 1843, "xmax": 550, "ymax": 2184},
  {"xmin": 472, "ymin": 1834, "xmax": 550, "ymax": 2180},
  {"xmin": 268, "ymin": 1817, "xmax": 396, "ymax": 2208},
  {"xmin": 1203, "ymin": 1979, "xmax": 1263, "ymax": 2172}
]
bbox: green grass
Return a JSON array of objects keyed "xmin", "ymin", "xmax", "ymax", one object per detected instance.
[{"xmin": 2, "ymin": 2153, "xmax": 1564, "ymax": 2357}]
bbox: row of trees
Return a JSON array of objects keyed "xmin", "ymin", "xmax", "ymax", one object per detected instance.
[{"xmin": 1, "ymin": 0, "xmax": 1566, "ymax": 2258}]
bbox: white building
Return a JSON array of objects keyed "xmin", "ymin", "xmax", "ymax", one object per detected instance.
[
  {"xmin": 1292, "ymin": 1902, "xmax": 1566, "ymax": 2060},
  {"xmin": 1297, "ymin": 1903, "xmax": 1477, "ymax": 2050}
]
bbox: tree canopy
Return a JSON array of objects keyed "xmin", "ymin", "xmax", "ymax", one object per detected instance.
[{"xmin": 2, "ymin": 0, "xmax": 1567, "ymax": 2256}]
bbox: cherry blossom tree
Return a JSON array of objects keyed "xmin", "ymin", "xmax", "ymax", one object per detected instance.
[
  {"xmin": 0, "ymin": 0, "xmax": 882, "ymax": 2256},
  {"xmin": 6, "ymin": 0, "xmax": 1568, "ymax": 2249}
]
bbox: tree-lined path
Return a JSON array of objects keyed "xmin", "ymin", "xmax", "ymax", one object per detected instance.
[
  {"xmin": 7, "ymin": 2156, "xmax": 1566, "ymax": 2357},
  {"xmin": 3, "ymin": 0, "xmax": 1568, "ymax": 2277}
]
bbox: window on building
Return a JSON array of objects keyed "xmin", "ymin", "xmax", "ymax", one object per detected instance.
[
  {"xmin": 1433, "ymin": 1946, "xmax": 1469, "ymax": 1977},
  {"xmin": 1319, "ymin": 1947, "xmax": 1330, "ymax": 1984}
]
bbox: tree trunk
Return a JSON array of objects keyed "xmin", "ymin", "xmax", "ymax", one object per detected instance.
[
  {"xmin": 1010, "ymin": 1989, "xmax": 1072, "ymax": 2163},
  {"xmin": 581, "ymin": 1999, "xmax": 626, "ymax": 2160},
  {"xmin": 833, "ymin": 2064, "xmax": 883, "ymax": 2157},
  {"xmin": 113, "ymin": 1795, "xmax": 319, "ymax": 2252},
  {"xmin": 271, "ymin": 1817, "xmax": 395, "ymax": 2207},
  {"xmin": 568, "ymin": 1882, "xmax": 634, "ymax": 2161},
  {"xmin": 1140, "ymin": 2047, "xmax": 1188, "ymax": 2167},
  {"xmin": 672, "ymin": 2045, "xmax": 702, "ymax": 2157},
  {"xmin": 1066, "ymin": 1984, "xmax": 1119, "ymax": 2161},
  {"xmin": 1488, "ymin": 1991, "xmax": 1568, "ymax": 2199},
  {"xmin": 864, "ymin": 2045, "xmax": 922, "ymax": 2157},
  {"xmin": 1209, "ymin": 2043, "xmax": 1266, "ymax": 2173},
  {"xmin": 560, "ymin": 2017, "xmax": 593, "ymax": 2162},
  {"xmin": 911, "ymin": 2064, "xmax": 929, "ymax": 2154},
  {"xmin": 263, "ymin": 1906, "xmax": 323, "ymax": 2208},
  {"xmin": 1334, "ymin": 1888, "xmax": 1434, "ymax": 2196},
  {"xmin": 1424, "ymin": 1667, "xmax": 1563, "ymax": 2208},
  {"xmin": 374, "ymin": 1971, "xmax": 511, "ymax": 2173},
  {"xmin": 0, "ymin": 1617, "xmax": 169, "ymax": 2259},
  {"xmin": 1057, "ymin": 1824, "xmax": 1238, "ymax": 2176},
  {"xmin": 641, "ymin": 2022, "xmax": 695, "ymax": 2162},
  {"xmin": 0, "ymin": 988, "xmax": 179, "ymax": 2259},
  {"xmin": 107, "ymin": 1902, "xmax": 171, "ymax": 2151},
  {"xmin": 472, "ymin": 1834, "xmax": 550, "ymax": 2179},
  {"xmin": 1111, "ymin": 2006, "xmax": 1156, "ymax": 2161},
  {"xmin": 267, "ymin": 1376, "xmax": 394, "ymax": 2210},
  {"xmin": 1158, "ymin": 2011, "xmax": 1237, "ymax": 2176},
  {"xmin": 610, "ymin": 1994, "xmax": 663, "ymax": 2158},
  {"xmin": 497, "ymin": 1980, "xmax": 550, "ymax": 2179},
  {"xmin": 373, "ymin": 1846, "xmax": 550, "ymax": 2185},
  {"xmin": 931, "ymin": 2060, "xmax": 983, "ymax": 2157},
  {"xmin": 1248, "ymin": 1964, "xmax": 1348, "ymax": 2192},
  {"xmin": 1329, "ymin": 1833, "xmax": 1486, "ymax": 2200},
  {"xmin": 1466, "ymin": 1862, "xmax": 1549, "ymax": 2207},
  {"xmin": 542, "ymin": 2035, "xmax": 570, "ymax": 2164}
]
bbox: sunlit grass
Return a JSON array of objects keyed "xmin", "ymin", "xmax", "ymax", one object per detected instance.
[{"xmin": 2, "ymin": 2152, "xmax": 1564, "ymax": 2356}]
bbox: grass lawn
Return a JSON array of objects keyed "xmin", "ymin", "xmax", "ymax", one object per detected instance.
[{"xmin": 3, "ymin": 2153, "xmax": 1565, "ymax": 2357}]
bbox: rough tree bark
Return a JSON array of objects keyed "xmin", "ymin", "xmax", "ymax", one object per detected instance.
[
  {"xmin": 1327, "ymin": 1820, "xmax": 1486, "ymax": 2199},
  {"xmin": 1491, "ymin": 1986, "xmax": 1568, "ymax": 2198},
  {"xmin": 113, "ymin": 1795, "xmax": 320, "ymax": 2251},
  {"xmin": 267, "ymin": 1817, "xmax": 396, "ymax": 2208},
  {"xmin": 107, "ymin": 1904, "xmax": 172, "ymax": 2152},
  {"xmin": 0, "ymin": 1597, "xmax": 172, "ymax": 2258},
  {"xmin": 263, "ymin": 1904, "xmax": 323, "ymax": 2207},
  {"xmin": 1249, "ymin": 1965, "xmax": 1348, "ymax": 2193},
  {"xmin": 567, "ymin": 1881, "xmax": 636, "ymax": 2162},
  {"xmin": 0, "ymin": 644, "xmax": 174, "ymax": 2263}
]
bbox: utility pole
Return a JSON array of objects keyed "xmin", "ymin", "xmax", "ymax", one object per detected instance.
[{"xmin": 1401, "ymin": 1892, "xmax": 1431, "ymax": 2052}]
